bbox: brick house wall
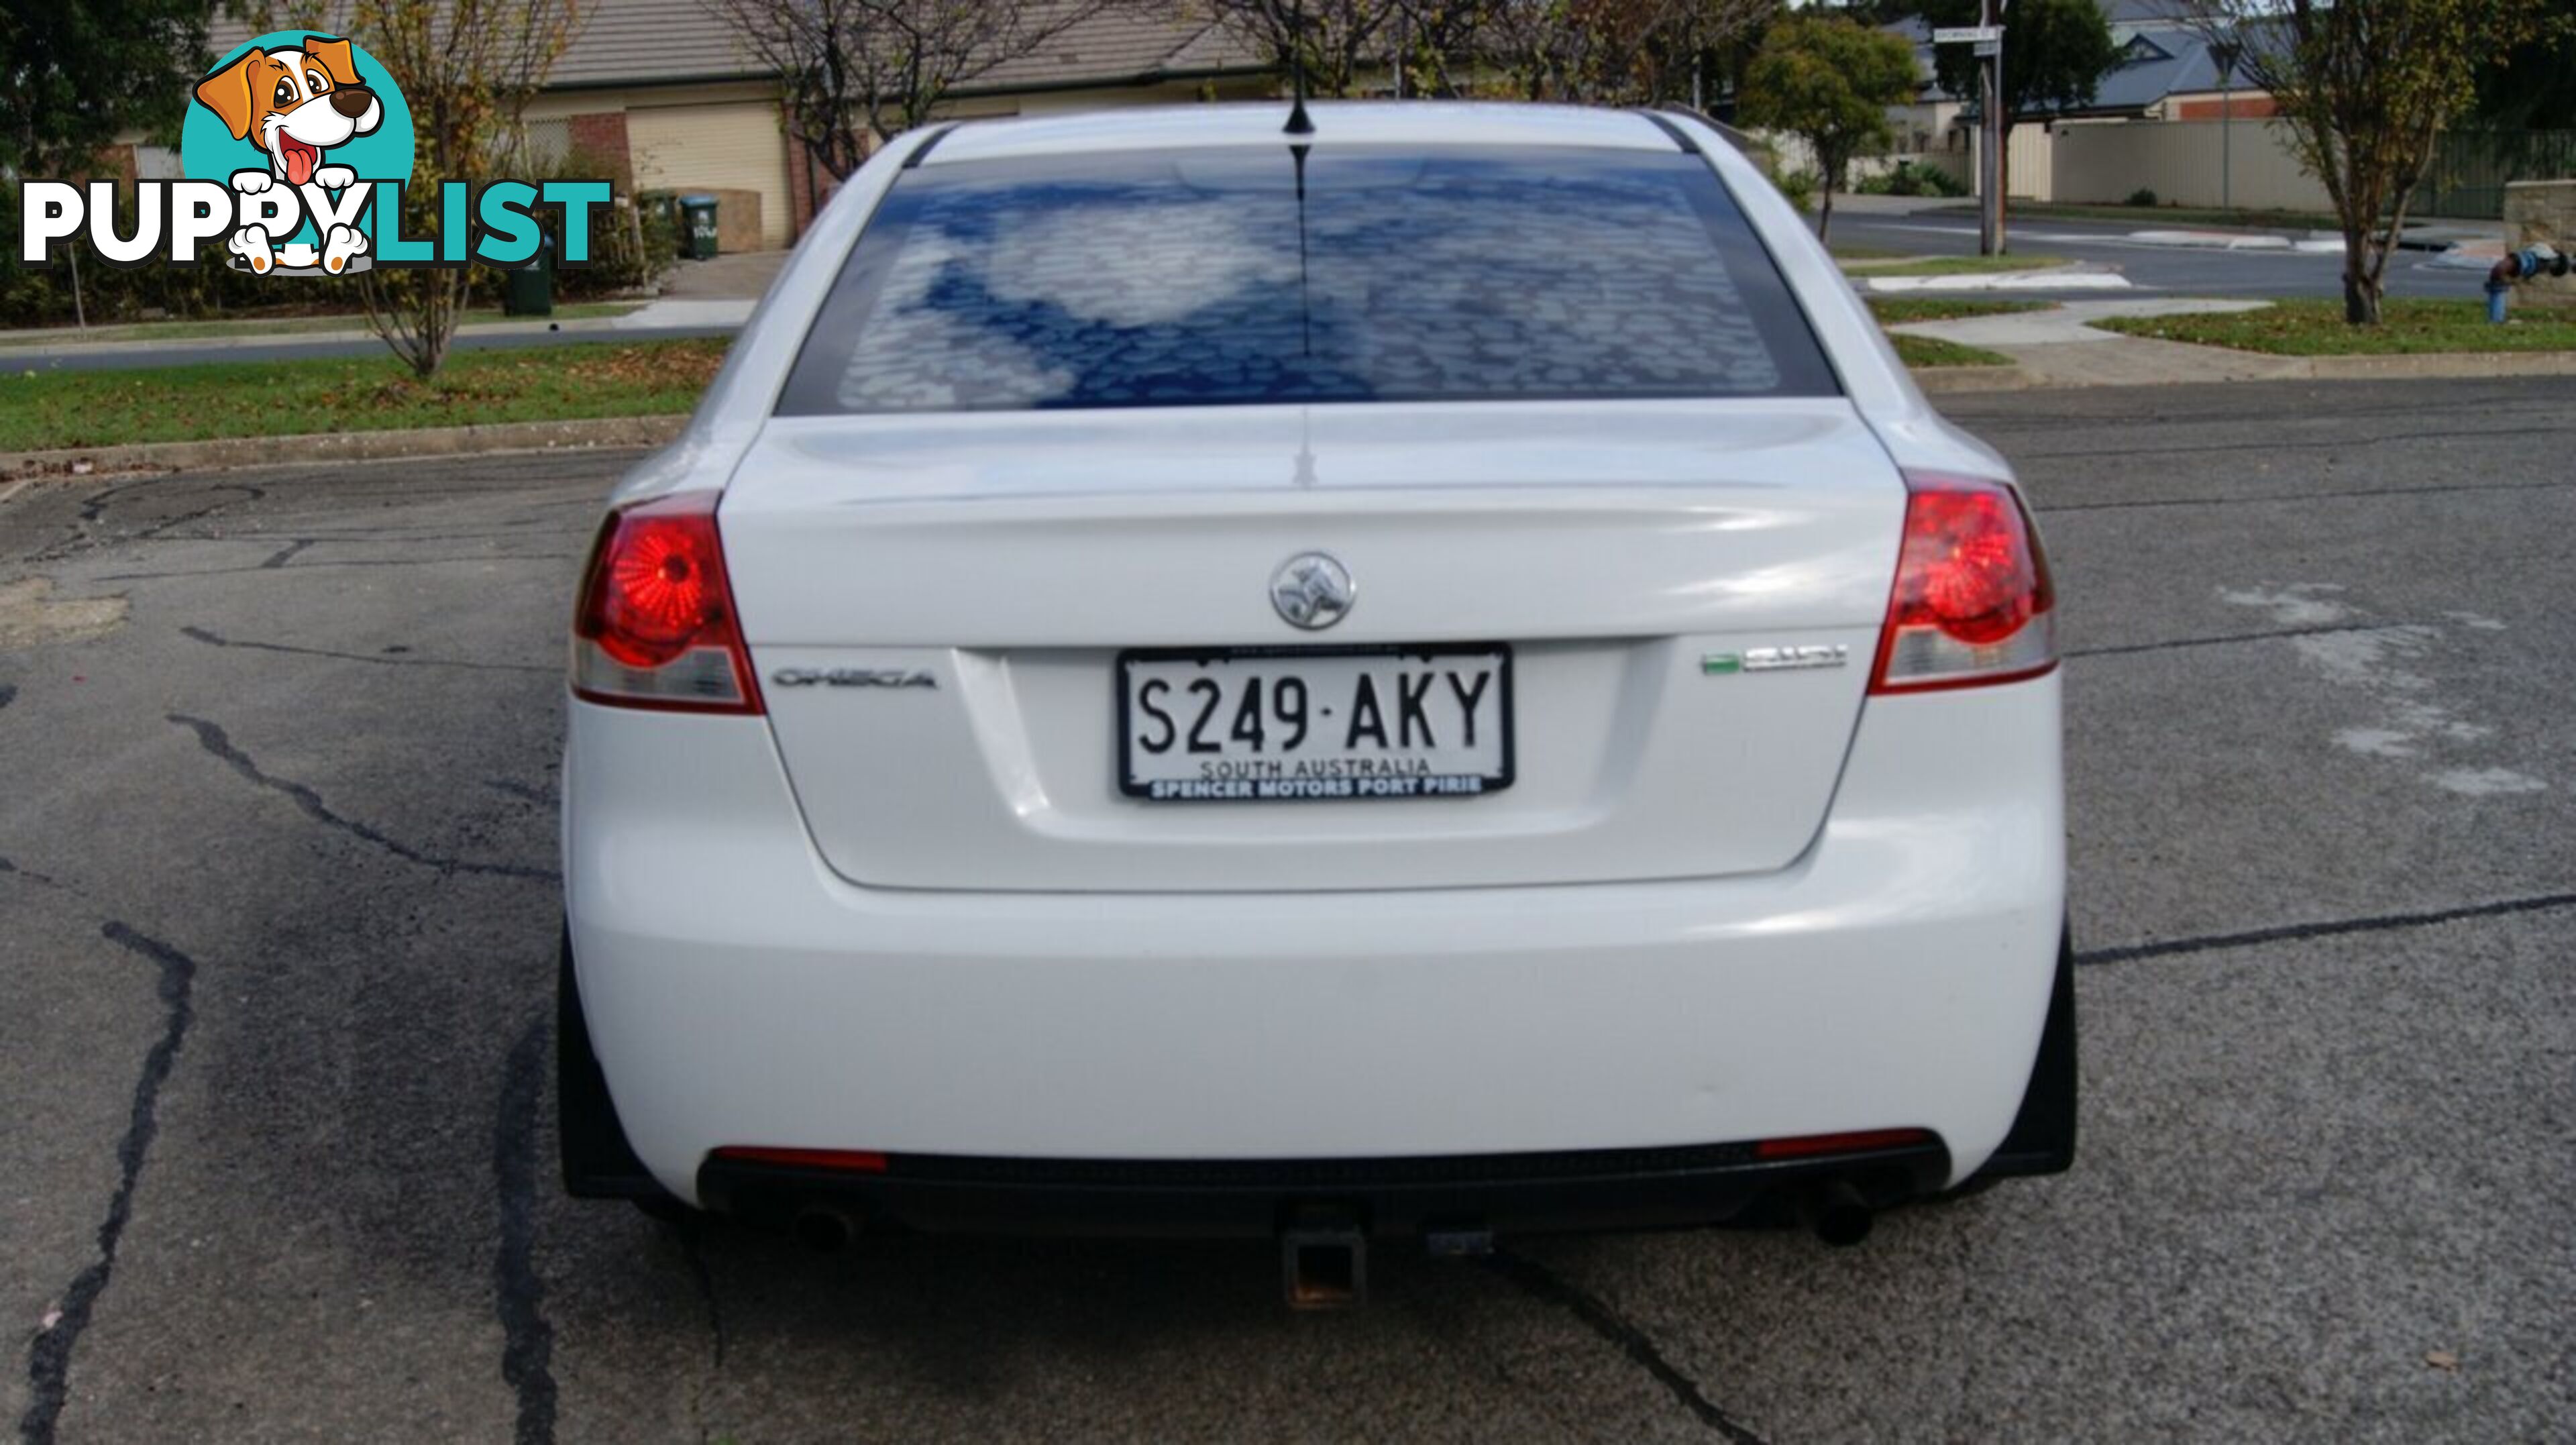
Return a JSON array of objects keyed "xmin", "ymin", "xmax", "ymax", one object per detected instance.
[
  {"xmin": 2170, "ymin": 96, "xmax": 2280, "ymax": 121},
  {"xmin": 566, "ymin": 111, "xmax": 634, "ymax": 191},
  {"xmin": 785, "ymin": 124, "xmax": 841, "ymax": 235}
]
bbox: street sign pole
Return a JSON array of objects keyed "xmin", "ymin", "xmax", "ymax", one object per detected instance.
[
  {"xmin": 1981, "ymin": 0, "xmax": 2005, "ymax": 256},
  {"xmin": 1935, "ymin": 17, "xmax": 2008, "ymax": 256}
]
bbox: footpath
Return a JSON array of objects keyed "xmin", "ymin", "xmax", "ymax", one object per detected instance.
[{"xmin": 1896, "ymin": 298, "xmax": 2576, "ymax": 393}]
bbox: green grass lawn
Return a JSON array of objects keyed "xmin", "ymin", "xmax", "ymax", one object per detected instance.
[
  {"xmin": 1868, "ymin": 297, "xmax": 2053, "ymax": 324},
  {"xmin": 1828, "ymin": 243, "xmax": 1909, "ymax": 262},
  {"xmin": 0, "ymin": 302, "xmax": 646, "ymax": 349},
  {"xmin": 1890, "ymin": 333, "xmax": 2016, "ymax": 368},
  {"xmin": 2092, "ymin": 298, "xmax": 2576, "ymax": 355},
  {"xmin": 0, "ymin": 339, "xmax": 727, "ymax": 451},
  {"xmin": 1852, "ymin": 254, "xmax": 2074, "ymax": 278}
]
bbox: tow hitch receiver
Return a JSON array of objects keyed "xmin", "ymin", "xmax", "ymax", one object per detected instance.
[{"xmin": 1281, "ymin": 1213, "xmax": 1367, "ymax": 1309}]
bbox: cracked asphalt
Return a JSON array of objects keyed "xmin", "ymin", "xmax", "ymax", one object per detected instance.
[{"xmin": 2, "ymin": 376, "xmax": 2570, "ymax": 1443}]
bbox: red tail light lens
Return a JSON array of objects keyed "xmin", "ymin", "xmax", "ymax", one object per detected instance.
[
  {"xmin": 1868, "ymin": 472, "xmax": 2057, "ymax": 694},
  {"xmin": 571, "ymin": 492, "xmax": 762, "ymax": 714},
  {"xmin": 710, "ymin": 1146, "xmax": 888, "ymax": 1173},
  {"xmin": 1754, "ymin": 1127, "xmax": 1936, "ymax": 1160}
]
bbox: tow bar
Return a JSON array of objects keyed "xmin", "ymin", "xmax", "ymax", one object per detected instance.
[{"xmin": 1281, "ymin": 1210, "xmax": 1366, "ymax": 1309}]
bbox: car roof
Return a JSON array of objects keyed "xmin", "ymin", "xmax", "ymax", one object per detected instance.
[{"xmin": 920, "ymin": 101, "xmax": 1686, "ymax": 166}]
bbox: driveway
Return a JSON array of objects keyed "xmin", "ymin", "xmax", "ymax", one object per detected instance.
[{"xmin": 1, "ymin": 377, "xmax": 2569, "ymax": 1441}]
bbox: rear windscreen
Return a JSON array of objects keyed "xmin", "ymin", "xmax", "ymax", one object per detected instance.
[{"xmin": 777, "ymin": 144, "xmax": 1838, "ymax": 415}]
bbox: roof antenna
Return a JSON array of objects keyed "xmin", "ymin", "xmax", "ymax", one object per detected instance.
[{"xmin": 1284, "ymin": 0, "xmax": 1316, "ymax": 135}]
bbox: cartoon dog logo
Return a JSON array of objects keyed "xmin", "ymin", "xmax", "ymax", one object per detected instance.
[{"xmin": 192, "ymin": 36, "xmax": 382, "ymax": 274}]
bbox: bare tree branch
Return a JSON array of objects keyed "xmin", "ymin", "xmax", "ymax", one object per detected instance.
[{"xmin": 711, "ymin": 0, "xmax": 1129, "ymax": 182}]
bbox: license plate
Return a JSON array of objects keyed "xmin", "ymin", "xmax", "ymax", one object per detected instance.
[{"xmin": 1118, "ymin": 645, "xmax": 1514, "ymax": 802}]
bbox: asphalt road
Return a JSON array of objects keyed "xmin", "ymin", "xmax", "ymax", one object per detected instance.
[
  {"xmin": 3, "ymin": 379, "xmax": 2570, "ymax": 1441},
  {"xmin": 1827, "ymin": 208, "xmax": 2491, "ymax": 301}
]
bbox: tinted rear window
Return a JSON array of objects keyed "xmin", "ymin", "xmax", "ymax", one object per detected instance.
[{"xmin": 777, "ymin": 144, "xmax": 1837, "ymax": 415}]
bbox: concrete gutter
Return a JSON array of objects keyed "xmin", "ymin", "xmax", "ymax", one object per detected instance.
[
  {"xmin": 2295, "ymin": 351, "xmax": 2576, "ymax": 381},
  {"xmin": 1913, "ymin": 364, "xmax": 2040, "ymax": 392},
  {"xmin": 0, "ymin": 316, "xmax": 627, "ymax": 359},
  {"xmin": 0, "ymin": 296, "xmax": 754, "ymax": 360},
  {"xmin": 1861, "ymin": 269, "xmax": 2133, "ymax": 293},
  {"xmin": 0, "ymin": 415, "xmax": 686, "ymax": 481}
]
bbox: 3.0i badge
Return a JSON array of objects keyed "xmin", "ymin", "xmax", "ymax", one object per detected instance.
[{"xmin": 1703, "ymin": 645, "xmax": 1849, "ymax": 675}]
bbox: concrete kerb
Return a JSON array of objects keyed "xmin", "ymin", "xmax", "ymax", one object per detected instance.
[
  {"xmin": 1860, "ymin": 267, "xmax": 2134, "ymax": 293},
  {"xmin": 0, "ymin": 415, "xmax": 686, "ymax": 481},
  {"xmin": 1913, "ymin": 365, "xmax": 2041, "ymax": 393}
]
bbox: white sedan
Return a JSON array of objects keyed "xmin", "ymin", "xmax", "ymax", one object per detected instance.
[{"xmin": 558, "ymin": 102, "xmax": 2072, "ymax": 1295}]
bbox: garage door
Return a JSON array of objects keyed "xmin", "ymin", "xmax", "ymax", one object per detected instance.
[{"xmin": 629, "ymin": 101, "xmax": 794, "ymax": 249}]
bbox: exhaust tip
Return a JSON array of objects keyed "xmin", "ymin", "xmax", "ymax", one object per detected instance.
[
  {"xmin": 1801, "ymin": 1181, "xmax": 1876, "ymax": 1248},
  {"xmin": 792, "ymin": 1206, "xmax": 855, "ymax": 1254}
]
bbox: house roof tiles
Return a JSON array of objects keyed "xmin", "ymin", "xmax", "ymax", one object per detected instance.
[{"xmin": 209, "ymin": 1, "xmax": 1271, "ymax": 95}]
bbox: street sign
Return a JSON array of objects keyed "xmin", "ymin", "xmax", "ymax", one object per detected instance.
[
  {"xmin": 1933, "ymin": 25, "xmax": 2003, "ymax": 42},
  {"xmin": 1974, "ymin": 38, "xmax": 2000, "ymax": 56}
]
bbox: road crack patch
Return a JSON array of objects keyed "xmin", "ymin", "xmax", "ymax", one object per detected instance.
[
  {"xmin": 0, "ymin": 579, "xmax": 127, "ymax": 650},
  {"xmin": 2068, "ymin": 619, "xmax": 2412, "ymax": 660},
  {"xmin": 20, "ymin": 924, "xmax": 200, "ymax": 1445},
  {"xmin": 180, "ymin": 626, "xmax": 555, "ymax": 676},
  {"xmin": 166, "ymin": 714, "xmax": 557, "ymax": 880},
  {"xmin": 1484, "ymin": 1249, "xmax": 1768, "ymax": 1443},
  {"xmin": 2078, "ymin": 890, "xmax": 2576, "ymax": 966},
  {"xmin": 2216, "ymin": 586, "xmax": 2548, "ymax": 795},
  {"xmin": 0, "ymin": 855, "xmax": 72, "ymax": 892},
  {"xmin": 2036, "ymin": 476, "xmax": 2573, "ymax": 514},
  {"xmin": 675, "ymin": 1216, "xmax": 728, "ymax": 1444},
  {"xmin": 492, "ymin": 1017, "xmax": 558, "ymax": 1445}
]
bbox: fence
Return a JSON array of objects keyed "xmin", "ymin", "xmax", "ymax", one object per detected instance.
[
  {"xmin": 2049, "ymin": 121, "xmax": 2576, "ymax": 221},
  {"xmin": 2422, "ymin": 131, "xmax": 2576, "ymax": 219},
  {"xmin": 2051, "ymin": 119, "xmax": 2330, "ymax": 213}
]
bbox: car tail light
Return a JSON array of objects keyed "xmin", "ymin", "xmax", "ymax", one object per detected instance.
[
  {"xmin": 571, "ymin": 492, "xmax": 762, "ymax": 714},
  {"xmin": 1868, "ymin": 472, "xmax": 2057, "ymax": 694}
]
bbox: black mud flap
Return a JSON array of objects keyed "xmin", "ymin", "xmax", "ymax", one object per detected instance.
[
  {"xmin": 1972, "ymin": 924, "xmax": 2078, "ymax": 1179},
  {"xmin": 558, "ymin": 924, "xmax": 669, "ymax": 1200}
]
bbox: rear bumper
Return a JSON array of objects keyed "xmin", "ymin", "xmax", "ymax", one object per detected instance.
[
  {"xmin": 564, "ymin": 674, "xmax": 2064, "ymax": 1210},
  {"xmin": 695, "ymin": 1138, "xmax": 1953, "ymax": 1240}
]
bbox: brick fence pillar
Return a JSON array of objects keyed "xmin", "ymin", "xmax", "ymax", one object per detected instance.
[
  {"xmin": 782, "ymin": 105, "xmax": 842, "ymax": 239},
  {"xmin": 567, "ymin": 111, "xmax": 633, "ymax": 193},
  {"xmin": 2504, "ymin": 180, "xmax": 2576, "ymax": 311}
]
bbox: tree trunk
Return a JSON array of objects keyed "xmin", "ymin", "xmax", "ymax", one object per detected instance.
[
  {"xmin": 2341, "ymin": 227, "xmax": 2381, "ymax": 325},
  {"xmin": 1818, "ymin": 166, "xmax": 1835, "ymax": 243}
]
